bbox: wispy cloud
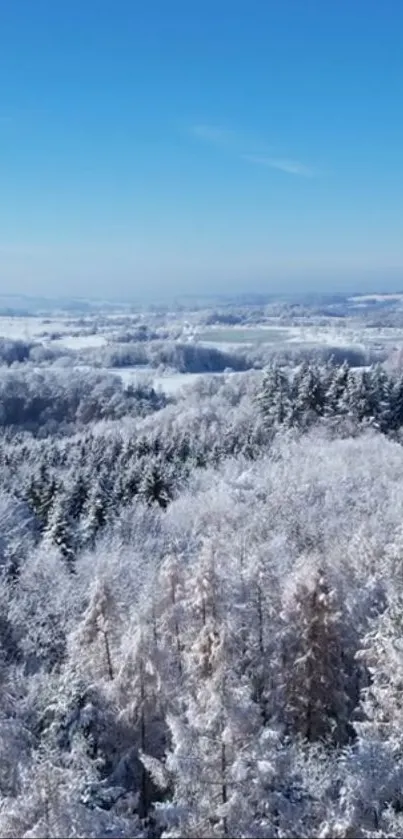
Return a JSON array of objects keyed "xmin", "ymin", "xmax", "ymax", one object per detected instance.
[
  {"xmin": 189, "ymin": 121, "xmax": 316, "ymax": 177},
  {"xmin": 190, "ymin": 123, "xmax": 236, "ymax": 146},
  {"xmin": 242, "ymin": 153, "xmax": 314, "ymax": 177}
]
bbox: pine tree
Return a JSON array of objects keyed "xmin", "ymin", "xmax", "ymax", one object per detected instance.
[
  {"xmin": 154, "ymin": 552, "xmax": 186, "ymax": 683},
  {"xmin": 280, "ymin": 567, "xmax": 353, "ymax": 746},
  {"xmin": 367, "ymin": 364, "xmax": 393, "ymax": 432},
  {"xmin": 68, "ymin": 578, "xmax": 120, "ymax": 683},
  {"xmin": 389, "ymin": 373, "xmax": 403, "ymax": 432},
  {"xmin": 67, "ymin": 474, "xmax": 89, "ymax": 521},
  {"xmin": 160, "ymin": 627, "xmax": 261, "ymax": 838},
  {"xmin": 0, "ymin": 750, "xmax": 142, "ymax": 838},
  {"xmin": 257, "ymin": 363, "xmax": 291, "ymax": 428},
  {"xmin": 155, "ymin": 543, "xmax": 262, "ymax": 838},
  {"xmin": 27, "ymin": 467, "xmax": 59, "ymax": 533},
  {"xmin": 344, "ymin": 368, "xmax": 372, "ymax": 425},
  {"xmin": 116, "ymin": 619, "xmax": 167, "ymax": 821},
  {"xmin": 356, "ymin": 586, "xmax": 403, "ymax": 750},
  {"xmin": 43, "ymin": 499, "xmax": 75, "ymax": 572},
  {"xmin": 81, "ymin": 482, "xmax": 109, "ymax": 549},
  {"xmin": 291, "ymin": 362, "xmax": 324, "ymax": 427},
  {"xmin": 141, "ymin": 461, "xmax": 171, "ymax": 508},
  {"xmin": 324, "ymin": 361, "xmax": 350, "ymax": 417}
]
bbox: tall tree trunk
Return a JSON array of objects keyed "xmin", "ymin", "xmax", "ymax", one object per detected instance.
[{"xmin": 102, "ymin": 629, "xmax": 114, "ymax": 681}]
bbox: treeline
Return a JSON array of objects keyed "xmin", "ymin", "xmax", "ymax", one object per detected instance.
[
  {"xmin": 0, "ymin": 337, "xmax": 74, "ymax": 366},
  {"xmin": 0, "ymin": 374, "xmax": 267, "ymax": 564},
  {"xmin": 89, "ymin": 339, "xmax": 381, "ymax": 374},
  {"xmin": 82, "ymin": 340, "xmax": 250, "ymax": 373},
  {"xmin": 1, "ymin": 360, "xmax": 403, "ymax": 572},
  {"xmin": 0, "ymin": 333, "xmax": 382, "ymax": 375},
  {"xmin": 245, "ymin": 342, "xmax": 382, "ymax": 369},
  {"xmin": 259, "ymin": 359, "xmax": 403, "ymax": 434},
  {"xmin": 0, "ymin": 369, "xmax": 166, "ymax": 435}
]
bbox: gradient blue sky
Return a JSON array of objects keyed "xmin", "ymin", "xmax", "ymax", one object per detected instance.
[{"xmin": 1, "ymin": 0, "xmax": 402, "ymax": 299}]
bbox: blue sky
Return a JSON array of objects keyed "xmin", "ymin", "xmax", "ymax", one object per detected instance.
[{"xmin": 0, "ymin": 0, "xmax": 402, "ymax": 299}]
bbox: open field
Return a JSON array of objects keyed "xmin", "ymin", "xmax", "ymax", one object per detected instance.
[
  {"xmin": 0, "ymin": 299, "xmax": 402, "ymax": 392},
  {"xmin": 197, "ymin": 327, "xmax": 291, "ymax": 344}
]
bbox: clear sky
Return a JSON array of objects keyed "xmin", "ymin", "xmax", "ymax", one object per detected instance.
[{"xmin": 1, "ymin": 0, "xmax": 402, "ymax": 299}]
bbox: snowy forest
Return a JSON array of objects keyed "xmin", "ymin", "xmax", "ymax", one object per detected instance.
[{"xmin": 3, "ymin": 298, "xmax": 403, "ymax": 837}]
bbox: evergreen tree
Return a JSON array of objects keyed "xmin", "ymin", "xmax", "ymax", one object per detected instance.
[
  {"xmin": 324, "ymin": 361, "xmax": 350, "ymax": 418},
  {"xmin": 280, "ymin": 567, "xmax": 353, "ymax": 746},
  {"xmin": 67, "ymin": 474, "xmax": 89, "ymax": 521},
  {"xmin": 368, "ymin": 364, "xmax": 393, "ymax": 432},
  {"xmin": 258, "ymin": 364, "xmax": 291, "ymax": 427},
  {"xmin": 81, "ymin": 482, "xmax": 109, "ymax": 549},
  {"xmin": 27, "ymin": 467, "xmax": 58, "ymax": 533},
  {"xmin": 43, "ymin": 499, "xmax": 76, "ymax": 572},
  {"xmin": 291, "ymin": 362, "xmax": 323, "ymax": 427},
  {"xmin": 141, "ymin": 461, "xmax": 172, "ymax": 508}
]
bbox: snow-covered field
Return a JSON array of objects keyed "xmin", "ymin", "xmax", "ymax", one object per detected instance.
[
  {"xmin": 1, "ymin": 313, "xmax": 402, "ymax": 354},
  {"xmin": 0, "ymin": 316, "xmax": 73, "ymax": 340},
  {"xmin": 193, "ymin": 322, "xmax": 401, "ymax": 353},
  {"xmin": 349, "ymin": 293, "xmax": 403, "ymax": 303},
  {"xmin": 1, "ymin": 310, "xmax": 403, "ymax": 395},
  {"xmin": 0, "ymin": 316, "xmax": 110, "ymax": 348},
  {"xmin": 28, "ymin": 363, "xmax": 244, "ymax": 395},
  {"xmin": 196, "ymin": 326, "xmax": 290, "ymax": 344},
  {"xmin": 51, "ymin": 334, "xmax": 108, "ymax": 350},
  {"xmin": 110, "ymin": 367, "xmax": 244, "ymax": 394}
]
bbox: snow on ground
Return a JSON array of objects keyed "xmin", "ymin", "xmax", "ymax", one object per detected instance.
[
  {"xmin": 192, "ymin": 322, "xmax": 387, "ymax": 352},
  {"xmin": 196, "ymin": 324, "xmax": 368, "ymax": 352},
  {"xmin": 0, "ymin": 316, "xmax": 109, "ymax": 349},
  {"xmin": 30, "ymin": 364, "xmax": 246, "ymax": 395},
  {"xmin": 349, "ymin": 294, "xmax": 403, "ymax": 302},
  {"xmin": 110, "ymin": 367, "xmax": 241, "ymax": 394},
  {"xmin": 51, "ymin": 334, "xmax": 108, "ymax": 350},
  {"xmin": 1, "ymin": 315, "xmax": 402, "ymax": 356},
  {"xmin": 196, "ymin": 326, "xmax": 291, "ymax": 344},
  {"xmin": 286, "ymin": 327, "xmax": 366, "ymax": 350},
  {"xmin": 199, "ymin": 340, "xmax": 255, "ymax": 350},
  {"xmin": 3, "ymin": 315, "xmax": 403, "ymax": 395},
  {"xmin": 0, "ymin": 317, "xmax": 73, "ymax": 340}
]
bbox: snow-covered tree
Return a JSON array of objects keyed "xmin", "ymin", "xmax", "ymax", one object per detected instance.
[
  {"xmin": 280, "ymin": 565, "xmax": 354, "ymax": 745},
  {"xmin": 67, "ymin": 577, "xmax": 120, "ymax": 683},
  {"xmin": 43, "ymin": 499, "xmax": 75, "ymax": 572}
]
